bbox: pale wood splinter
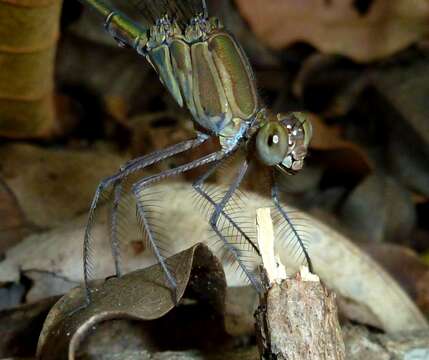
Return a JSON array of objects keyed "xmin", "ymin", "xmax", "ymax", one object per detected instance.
[{"xmin": 255, "ymin": 207, "xmax": 345, "ymax": 360}]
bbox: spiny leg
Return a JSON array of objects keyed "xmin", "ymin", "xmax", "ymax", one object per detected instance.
[
  {"xmin": 203, "ymin": 160, "xmax": 262, "ymax": 291},
  {"xmin": 132, "ymin": 150, "xmax": 229, "ymax": 299},
  {"xmin": 110, "ymin": 180, "xmax": 123, "ymax": 277},
  {"xmin": 271, "ymin": 173, "xmax": 313, "ymax": 273},
  {"xmin": 83, "ymin": 135, "xmax": 209, "ymax": 305},
  {"xmin": 192, "ymin": 162, "xmax": 260, "ymax": 256},
  {"xmin": 109, "ymin": 165, "xmax": 147, "ymax": 279}
]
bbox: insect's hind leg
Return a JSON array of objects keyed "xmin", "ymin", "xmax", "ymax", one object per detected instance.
[
  {"xmin": 82, "ymin": 135, "xmax": 210, "ymax": 307},
  {"xmin": 110, "ymin": 180, "xmax": 124, "ymax": 278},
  {"xmin": 83, "ymin": 174, "xmax": 119, "ymax": 306},
  {"xmin": 108, "ymin": 162, "xmax": 139, "ymax": 280}
]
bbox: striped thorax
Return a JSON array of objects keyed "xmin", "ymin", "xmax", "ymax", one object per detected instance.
[{"xmin": 144, "ymin": 14, "xmax": 259, "ymax": 148}]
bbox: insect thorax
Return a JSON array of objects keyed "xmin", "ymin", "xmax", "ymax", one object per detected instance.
[{"xmin": 145, "ymin": 14, "xmax": 259, "ymax": 138}]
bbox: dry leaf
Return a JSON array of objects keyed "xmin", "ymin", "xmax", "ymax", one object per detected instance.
[
  {"xmin": 129, "ymin": 112, "xmax": 217, "ymax": 179},
  {"xmin": 1, "ymin": 183, "xmax": 426, "ymax": 333},
  {"xmin": 0, "ymin": 143, "xmax": 126, "ymax": 228},
  {"xmin": 293, "ymin": 54, "xmax": 369, "ymax": 117},
  {"xmin": 424, "ymin": 253, "xmax": 429, "ymax": 266},
  {"xmin": 36, "ymin": 243, "xmax": 226, "ymax": 360},
  {"xmin": 309, "ymin": 114, "xmax": 373, "ymax": 177},
  {"xmin": 0, "ymin": 297, "xmax": 58, "ymax": 358},
  {"xmin": 340, "ymin": 173, "xmax": 416, "ymax": 244},
  {"xmin": 374, "ymin": 56, "xmax": 429, "ymax": 148},
  {"xmin": 104, "ymin": 95, "xmax": 129, "ymax": 126},
  {"xmin": 58, "ymin": 12, "xmax": 158, "ymax": 116},
  {"xmin": 363, "ymin": 244, "xmax": 429, "ymax": 315},
  {"xmin": 235, "ymin": 0, "xmax": 429, "ymax": 62},
  {"xmin": 0, "ymin": 0, "xmax": 62, "ymax": 138},
  {"xmin": 342, "ymin": 324, "xmax": 429, "ymax": 360},
  {"xmin": 0, "ymin": 177, "xmax": 31, "ymax": 254},
  {"xmin": 373, "ymin": 55, "xmax": 429, "ymax": 197},
  {"xmin": 82, "ymin": 348, "xmax": 259, "ymax": 360},
  {"xmin": 130, "ymin": 112, "xmax": 193, "ymax": 160}
]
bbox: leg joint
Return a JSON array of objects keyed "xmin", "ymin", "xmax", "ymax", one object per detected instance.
[
  {"xmin": 209, "ymin": 206, "xmax": 222, "ymax": 227},
  {"xmin": 192, "ymin": 180, "xmax": 203, "ymax": 191}
]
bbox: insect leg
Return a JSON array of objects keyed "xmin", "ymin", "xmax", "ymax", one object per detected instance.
[
  {"xmin": 204, "ymin": 160, "xmax": 262, "ymax": 291},
  {"xmin": 131, "ymin": 150, "xmax": 229, "ymax": 299},
  {"xmin": 83, "ymin": 135, "xmax": 209, "ymax": 305},
  {"xmin": 109, "ymin": 181, "xmax": 123, "ymax": 277},
  {"xmin": 271, "ymin": 174, "xmax": 313, "ymax": 273},
  {"xmin": 192, "ymin": 163, "xmax": 261, "ymax": 255}
]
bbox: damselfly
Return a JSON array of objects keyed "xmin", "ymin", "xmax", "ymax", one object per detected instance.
[{"xmin": 79, "ymin": 0, "xmax": 313, "ymax": 303}]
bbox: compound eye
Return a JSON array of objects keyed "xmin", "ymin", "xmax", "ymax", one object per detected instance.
[
  {"xmin": 292, "ymin": 112, "xmax": 313, "ymax": 148},
  {"xmin": 256, "ymin": 122, "xmax": 289, "ymax": 165}
]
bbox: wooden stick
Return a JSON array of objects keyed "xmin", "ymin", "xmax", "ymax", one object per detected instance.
[
  {"xmin": 255, "ymin": 207, "xmax": 345, "ymax": 360},
  {"xmin": 256, "ymin": 208, "xmax": 286, "ymax": 284}
]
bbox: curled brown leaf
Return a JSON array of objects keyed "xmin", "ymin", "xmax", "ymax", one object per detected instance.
[{"xmin": 36, "ymin": 243, "xmax": 226, "ymax": 360}]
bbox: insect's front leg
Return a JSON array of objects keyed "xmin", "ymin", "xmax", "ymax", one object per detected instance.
[
  {"xmin": 193, "ymin": 160, "xmax": 262, "ymax": 292},
  {"xmin": 271, "ymin": 174, "xmax": 313, "ymax": 273},
  {"xmin": 192, "ymin": 162, "xmax": 261, "ymax": 256}
]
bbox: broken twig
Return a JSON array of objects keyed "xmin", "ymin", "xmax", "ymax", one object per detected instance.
[{"xmin": 255, "ymin": 207, "xmax": 345, "ymax": 360}]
